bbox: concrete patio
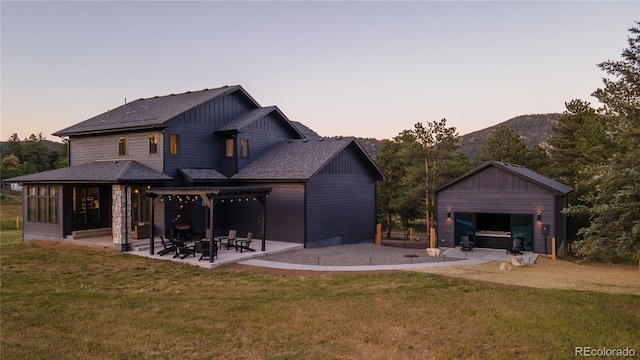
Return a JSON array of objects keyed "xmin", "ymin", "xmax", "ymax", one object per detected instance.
[{"xmin": 62, "ymin": 236, "xmax": 303, "ymax": 269}]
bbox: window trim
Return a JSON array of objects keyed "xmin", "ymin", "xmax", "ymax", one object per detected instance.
[
  {"xmin": 148, "ymin": 133, "xmax": 158, "ymax": 154},
  {"xmin": 169, "ymin": 134, "xmax": 180, "ymax": 155},
  {"xmin": 225, "ymin": 138, "xmax": 235, "ymax": 158},
  {"xmin": 118, "ymin": 136, "xmax": 127, "ymax": 156},
  {"xmin": 26, "ymin": 185, "xmax": 59, "ymax": 224},
  {"xmin": 241, "ymin": 138, "xmax": 249, "ymax": 158}
]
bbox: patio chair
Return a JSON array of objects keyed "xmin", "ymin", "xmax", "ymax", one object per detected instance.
[
  {"xmin": 158, "ymin": 236, "xmax": 176, "ymax": 256},
  {"xmin": 173, "ymin": 238, "xmax": 196, "ymax": 259},
  {"xmin": 507, "ymin": 237, "xmax": 523, "ymax": 255},
  {"xmin": 199, "ymin": 239, "xmax": 217, "ymax": 262},
  {"xmin": 460, "ymin": 235, "xmax": 473, "ymax": 252},
  {"xmin": 234, "ymin": 232, "xmax": 254, "ymax": 253},
  {"xmin": 219, "ymin": 230, "xmax": 237, "ymax": 250}
]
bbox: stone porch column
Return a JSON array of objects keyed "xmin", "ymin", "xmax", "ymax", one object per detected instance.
[{"xmin": 112, "ymin": 185, "xmax": 131, "ymax": 251}]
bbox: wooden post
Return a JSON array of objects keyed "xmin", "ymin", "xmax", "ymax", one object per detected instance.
[
  {"xmin": 429, "ymin": 227, "xmax": 436, "ymax": 248},
  {"xmin": 409, "ymin": 228, "xmax": 413, "ymax": 241},
  {"xmin": 375, "ymin": 223, "xmax": 382, "ymax": 245},
  {"xmin": 551, "ymin": 237, "xmax": 556, "ymax": 259},
  {"xmin": 16, "ymin": 216, "xmax": 20, "ymax": 230}
]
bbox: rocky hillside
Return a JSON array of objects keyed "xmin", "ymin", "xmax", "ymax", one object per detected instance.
[
  {"xmin": 357, "ymin": 113, "xmax": 560, "ymax": 160},
  {"xmin": 459, "ymin": 113, "xmax": 560, "ymax": 159}
]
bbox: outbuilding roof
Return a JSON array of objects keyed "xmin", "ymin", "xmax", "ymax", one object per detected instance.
[
  {"xmin": 436, "ymin": 161, "xmax": 573, "ymax": 195},
  {"xmin": 53, "ymin": 85, "xmax": 255, "ymax": 136},
  {"xmin": 4, "ymin": 160, "xmax": 172, "ymax": 184}
]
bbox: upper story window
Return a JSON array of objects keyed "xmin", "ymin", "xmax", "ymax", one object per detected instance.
[
  {"xmin": 225, "ymin": 138, "xmax": 235, "ymax": 158},
  {"xmin": 118, "ymin": 136, "xmax": 127, "ymax": 156},
  {"xmin": 170, "ymin": 134, "xmax": 180, "ymax": 155},
  {"xmin": 148, "ymin": 133, "xmax": 158, "ymax": 154},
  {"xmin": 241, "ymin": 139, "xmax": 249, "ymax": 158}
]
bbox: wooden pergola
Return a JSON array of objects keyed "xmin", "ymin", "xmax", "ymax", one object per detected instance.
[{"xmin": 146, "ymin": 186, "xmax": 271, "ymax": 262}]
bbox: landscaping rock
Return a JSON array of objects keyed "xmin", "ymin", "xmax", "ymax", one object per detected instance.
[
  {"xmin": 500, "ymin": 262, "xmax": 512, "ymax": 271},
  {"xmin": 509, "ymin": 256, "xmax": 525, "ymax": 267}
]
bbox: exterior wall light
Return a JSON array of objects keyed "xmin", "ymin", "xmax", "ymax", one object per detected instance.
[
  {"xmin": 447, "ymin": 210, "xmax": 451, "ymax": 218},
  {"xmin": 537, "ymin": 213, "xmax": 541, "ymax": 221}
]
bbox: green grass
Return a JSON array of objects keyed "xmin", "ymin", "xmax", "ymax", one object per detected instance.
[
  {"xmin": 1, "ymin": 196, "xmax": 639, "ymax": 359},
  {"xmin": 1, "ymin": 192, "xmax": 22, "ymax": 231}
]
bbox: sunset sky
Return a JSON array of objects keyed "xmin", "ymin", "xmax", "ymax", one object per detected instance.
[{"xmin": 1, "ymin": 1, "xmax": 638, "ymax": 141}]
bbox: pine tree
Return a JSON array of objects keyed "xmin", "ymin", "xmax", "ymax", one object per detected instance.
[{"xmin": 565, "ymin": 22, "xmax": 640, "ymax": 263}]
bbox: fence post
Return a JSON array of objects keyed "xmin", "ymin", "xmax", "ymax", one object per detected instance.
[
  {"xmin": 429, "ymin": 227, "xmax": 436, "ymax": 248},
  {"xmin": 16, "ymin": 216, "xmax": 21, "ymax": 230},
  {"xmin": 551, "ymin": 237, "xmax": 556, "ymax": 259},
  {"xmin": 375, "ymin": 223, "xmax": 382, "ymax": 245}
]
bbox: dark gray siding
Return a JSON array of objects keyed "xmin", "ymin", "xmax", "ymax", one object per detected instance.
[
  {"xmin": 223, "ymin": 184, "xmax": 305, "ymax": 243},
  {"xmin": 236, "ymin": 113, "xmax": 301, "ymax": 172},
  {"xmin": 305, "ymin": 146, "xmax": 378, "ymax": 248},
  {"xmin": 437, "ymin": 166, "xmax": 562, "ymax": 254},
  {"xmin": 163, "ymin": 92, "xmax": 256, "ymax": 184}
]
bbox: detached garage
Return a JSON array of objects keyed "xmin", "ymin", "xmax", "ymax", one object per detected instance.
[{"xmin": 436, "ymin": 161, "xmax": 573, "ymax": 255}]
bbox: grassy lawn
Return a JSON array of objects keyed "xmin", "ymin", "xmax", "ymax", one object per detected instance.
[{"xmin": 1, "ymin": 199, "xmax": 639, "ymax": 359}]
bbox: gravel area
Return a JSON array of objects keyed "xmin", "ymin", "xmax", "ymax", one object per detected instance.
[{"xmin": 255, "ymin": 243, "xmax": 463, "ymax": 266}]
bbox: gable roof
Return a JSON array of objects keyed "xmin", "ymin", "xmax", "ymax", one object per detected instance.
[
  {"xmin": 4, "ymin": 160, "xmax": 172, "ymax": 184},
  {"xmin": 179, "ymin": 168, "xmax": 228, "ymax": 182},
  {"xmin": 216, "ymin": 106, "xmax": 304, "ymax": 138},
  {"xmin": 436, "ymin": 161, "xmax": 573, "ymax": 195},
  {"xmin": 53, "ymin": 85, "xmax": 257, "ymax": 136},
  {"xmin": 232, "ymin": 137, "xmax": 384, "ymax": 181}
]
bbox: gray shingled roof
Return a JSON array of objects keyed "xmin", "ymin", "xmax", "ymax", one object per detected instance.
[
  {"xmin": 216, "ymin": 107, "xmax": 276, "ymax": 132},
  {"xmin": 4, "ymin": 160, "xmax": 172, "ymax": 184},
  {"xmin": 216, "ymin": 106, "xmax": 304, "ymax": 139},
  {"xmin": 493, "ymin": 161, "xmax": 573, "ymax": 194},
  {"xmin": 232, "ymin": 137, "xmax": 372, "ymax": 180},
  {"xmin": 291, "ymin": 121, "xmax": 320, "ymax": 139},
  {"xmin": 436, "ymin": 161, "xmax": 573, "ymax": 195},
  {"xmin": 179, "ymin": 168, "xmax": 228, "ymax": 182},
  {"xmin": 53, "ymin": 85, "xmax": 248, "ymax": 136}
]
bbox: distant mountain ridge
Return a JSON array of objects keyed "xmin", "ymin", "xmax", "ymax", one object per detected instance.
[
  {"xmin": 459, "ymin": 113, "xmax": 560, "ymax": 159},
  {"xmin": 356, "ymin": 113, "xmax": 560, "ymax": 159}
]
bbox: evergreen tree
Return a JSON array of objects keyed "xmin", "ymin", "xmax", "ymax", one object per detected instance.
[
  {"xmin": 413, "ymin": 119, "xmax": 460, "ymax": 231},
  {"xmin": 565, "ymin": 23, "xmax": 640, "ymax": 263},
  {"xmin": 476, "ymin": 125, "xmax": 528, "ymax": 164}
]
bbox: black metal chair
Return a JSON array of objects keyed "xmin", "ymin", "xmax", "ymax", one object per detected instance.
[
  {"xmin": 173, "ymin": 238, "xmax": 196, "ymax": 259},
  {"xmin": 507, "ymin": 237, "xmax": 523, "ymax": 255},
  {"xmin": 158, "ymin": 236, "xmax": 176, "ymax": 256},
  {"xmin": 219, "ymin": 230, "xmax": 237, "ymax": 250},
  {"xmin": 234, "ymin": 232, "xmax": 254, "ymax": 253},
  {"xmin": 199, "ymin": 240, "xmax": 217, "ymax": 262},
  {"xmin": 460, "ymin": 235, "xmax": 473, "ymax": 252}
]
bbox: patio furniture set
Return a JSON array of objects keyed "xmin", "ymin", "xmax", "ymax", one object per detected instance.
[{"xmin": 157, "ymin": 227, "xmax": 254, "ymax": 262}]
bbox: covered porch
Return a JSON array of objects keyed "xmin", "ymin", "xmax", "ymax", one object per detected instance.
[{"xmin": 145, "ymin": 186, "xmax": 273, "ymax": 262}]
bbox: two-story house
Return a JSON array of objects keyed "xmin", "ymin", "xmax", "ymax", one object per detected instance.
[{"xmin": 7, "ymin": 85, "xmax": 384, "ymax": 251}]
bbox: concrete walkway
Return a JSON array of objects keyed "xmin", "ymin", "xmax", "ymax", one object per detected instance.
[
  {"xmin": 237, "ymin": 257, "xmax": 491, "ymax": 271},
  {"xmin": 236, "ymin": 247, "xmax": 538, "ymax": 272},
  {"xmin": 442, "ymin": 247, "xmax": 539, "ymax": 265},
  {"xmin": 63, "ymin": 235, "xmax": 538, "ymax": 271}
]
